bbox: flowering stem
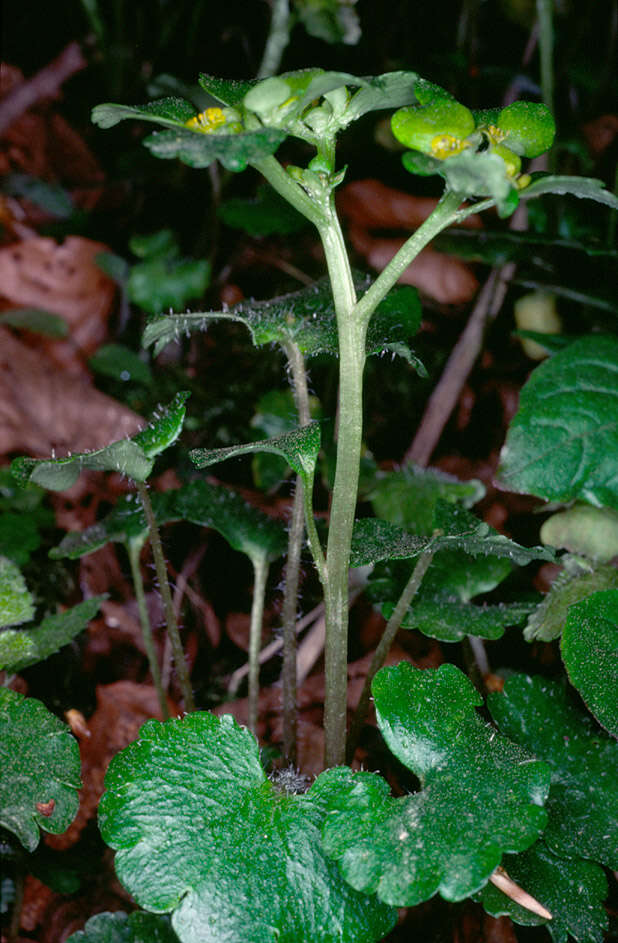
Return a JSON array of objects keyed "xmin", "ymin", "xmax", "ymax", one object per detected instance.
[
  {"xmin": 135, "ymin": 480, "xmax": 194, "ymax": 711},
  {"xmin": 127, "ymin": 540, "xmax": 169, "ymax": 719},
  {"xmin": 248, "ymin": 555, "xmax": 269, "ymax": 735}
]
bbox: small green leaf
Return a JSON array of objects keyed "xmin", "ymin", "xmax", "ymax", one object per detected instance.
[
  {"xmin": 173, "ymin": 480, "xmax": 287, "ymax": 564},
  {"xmin": 11, "ymin": 393, "xmax": 188, "ymax": 489},
  {"xmin": 479, "ymin": 840, "xmax": 608, "ymax": 943},
  {"xmin": 143, "ymin": 126, "xmax": 286, "ymax": 172},
  {"xmin": 99, "ymin": 712, "xmax": 396, "ymax": 943},
  {"xmin": 89, "ymin": 344, "xmax": 153, "ymax": 386},
  {"xmin": 488, "ymin": 674, "xmax": 618, "ymax": 869},
  {"xmin": 0, "ymin": 596, "xmax": 104, "ymax": 672},
  {"xmin": 0, "ymin": 512, "xmax": 44, "ymax": 566},
  {"xmin": 497, "ymin": 335, "xmax": 618, "ymax": 510},
  {"xmin": 0, "ymin": 556, "xmax": 35, "ymax": 628},
  {"xmin": 497, "ymin": 102, "xmax": 556, "ymax": 158},
  {"xmin": 0, "ymin": 688, "xmax": 80, "ymax": 851},
  {"xmin": 520, "ymin": 174, "xmax": 618, "ymax": 210},
  {"xmin": 401, "ymin": 150, "xmax": 442, "ymax": 177},
  {"xmin": 190, "ymin": 423, "xmax": 321, "ymax": 491},
  {"xmin": 92, "ymin": 98, "xmax": 197, "ymax": 129},
  {"xmin": 561, "ymin": 589, "xmax": 618, "ymax": 736},
  {"xmin": 198, "ymin": 75, "xmax": 257, "ymax": 108},
  {"xmin": 524, "ymin": 557, "xmax": 618, "ymax": 642},
  {"xmin": 66, "ymin": 910, "xmax": 180, "ymax": 943},
  {"xmin": 218, "ymin": 184, "xmax": 308, "ymax": 237},
  {"xmin": 540, "ymin": 503, "xmax": 618, "ymax": 563},
  {"xmin": 391, "ymin": 99, "xmax": 475, "ymax": 153},
  {"xmin": 321, "ymin": 663, "xmax": 550, "ymax": 907},
  {"xmin": 390, "ymin": 597, "xmax": 536, "ymax": 642},
  {"xmin": 0, "ymin": 308, "xmax": 69, "ymax": 338},
  {"xmin": 128, "ymin": 256, "xmax": 210, "ymax": 316}
]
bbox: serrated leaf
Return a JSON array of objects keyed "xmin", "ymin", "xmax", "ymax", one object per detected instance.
[
  {"xmin": 520, "ymin": 174, "xmax": 618, "ymax": 210},
  {"xmin": 173, "ymin": 480, "xmax": 287, "ymax": 564},
  {"xmin": 92, "ymin": 98, "xmax": 197, "ymax": 129},
  {"xmin": 0, "ymin": 556, "xmax": 35, "ymax": 628},
  {"xmin": 350, "ymin": 504, "xmax": 555, "ymax": 567},
  {"xmin": 143, "ymin": 275, "xmax": 422, "ymax": 368},
  {"xmin": 524, "ymin": 558, "xmax": 618, "ymax": 642},
  {"xmin": 488, "ymin": 674, "xmax": 618, "ymax": 869},
  {"xmin": 66, "ymin": 910, "xmax": 179, "ymax": 943},
  {"xmin": 321, "ymin": 663, "xmax": 550, "ymax": 907},
  {"xmin": 561, "ymin": 589, "xmax": 618, "ymax": 736},
  {"xmin": 11, "ymin": 393, "xmax": 189, "ymax": 490},
  {"xmin": 143, "ymin": 126, "xmax": 286, "ymax": 172},
  {"xmin": 190, "ymin": 423, "xmax": 321, "ymax": 492},
  {"xmin": 99, "ymin": 712, "xmax": 396, "ymax": 943},
  {"xmin": 368, "ymin": 463, "xmax": 485, "ymax": 535},
  {"xmin": 0, "ymin": 596, "xmax": 104, "ymax": 672},
  {"xmin": 497, "ymin": 335, "xmax": 618, "ymax": 510},
  {"xmin": 389, "ymin": 597, "xmax": 536, "ymax": 642},
  {"xmin": 0, "ymin": 688, "xmax": 80, "ymax": 851},
  {"xmin": 478, "ymin": 840, "xmax": 608, "ymax": 943},
  {"xmin": 0, "ymin": 308, "xmax": 69, "ymax": 338}
]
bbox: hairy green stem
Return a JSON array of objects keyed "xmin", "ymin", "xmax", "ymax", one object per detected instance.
[
  {"xmin": 257, "ymin": 0, "xmax": 292, "ymax": 79},
  {"xmin": 127, "ymin": 540, "xmax": 169, "ymax": 718},
  {"xmin": 248, "ymin": 556, "xmax": 270, "ymax": 735},
  {"xmin": 346, "ymin": 548, "xmax": 435, "ymax": 763},
  {"xmin": 280, "ymin": 341, "xmax": 313, "ymax": 763},
  {"xmin": 135, "ymin": 480, "xmax": 195, "ymax": 711},
  {"xmin": 353, "ymin": 189, "xmax": 464, "ymax": 325},
  {"xmin": 252, "ymin": 155, "xmax": 326, "ymax": 227}
]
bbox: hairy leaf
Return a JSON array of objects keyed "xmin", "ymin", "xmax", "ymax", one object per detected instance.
[
  {"xmin": 497, "ymin": 335, "xmax": 618, "ymax": 509},
  {"xmin": 92, "ymin": 98, "xmax": 197, "ymax": 129},
  {"xmin": 0, "ymin": 597, "xmax": 104, "ymax": 672},
  {"xmin": 99, "ymin": 712, "xmax": 396, "ymax": 943},
  {"xmin": 479, "ymin": 840, "xmax": 608, "ymax": 943},
  {"xmin": 520, "ymin": 174, "xmax": 618, "ymax": 210},
  {"xmin": 0, "ymin": 556, "xmax": 34, "ymax": 628},
  {"xmin": 11, "ymin": 393, "xmax": 189, "ymax": 489},
  {"xmin": 561, "ymin": 589, "xmax": 618, "ymax": 736},
  {"xmin": 66, "ymin": 911, "xmax": 179, "ymax": 943},
  {"xmin": 389, "ymin": 597, "xmax": 536, "ymax": 642},
  {"xmin": 488, "ymin": 674, "xmax": 618, "ymax": 869},
  {"xmin": 523, "ymin": 557, "xmax": 618, "ymax": 642},
  {"xmin": 143, "ymin": 126, "xmax": 286, "ymax": 172},
  {"xmin": 0, "ymin": 688, "xmax": 80, "ymax": 851},
  {"xmin": 320, "ymin": 663, "xmax": 550, "ymax": 906}
]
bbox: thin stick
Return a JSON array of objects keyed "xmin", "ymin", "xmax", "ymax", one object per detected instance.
[
  {"xmin": 135, "ymin": 480, "xmax": 195, "ymax": 711},
  {"xmin": 248, "ymin": 556, "xmax": 269, "ymax": 735},
  {"xmin": 346, "ymin": 548, "xmax": 435, "ymax": 763},
  {"xmin": 257, "ymin": 0, "xmax": 292, "ymax": 79},
  {"xmin": 490, "ymin": 867, "xmax": 552, "ymax": 920},
  {"xmin": 127, "ymin": 541, "xmax": 169, "ymax": 719}
]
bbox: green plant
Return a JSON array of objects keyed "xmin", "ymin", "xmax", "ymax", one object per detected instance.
[{"xmin": 2, "ymin": 49, "xmax": 618, "ymax": 943}]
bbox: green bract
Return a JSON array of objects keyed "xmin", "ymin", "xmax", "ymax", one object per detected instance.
[
  {"xmin": 497, "ymin": 101, "xmax": 556, "ymax": 157},
  {"xmin": 390, "ymin": 98, "xmax": 475, "ymax": 157}
]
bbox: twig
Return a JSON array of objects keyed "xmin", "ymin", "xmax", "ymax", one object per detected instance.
[
  {"xmin": 127, "ymin": 541, "xmax": 169, "ymax": 719},
  {"xmin": 0, "ymin": 42, "xmax": 87, "ymax": 133},
  {"xmin": 490, "ymin": 867, "xmax": 552, "ymax": 920},
  {"xmin": 248, "ymin": 557, "xmax": 269, "ymax": 735}
]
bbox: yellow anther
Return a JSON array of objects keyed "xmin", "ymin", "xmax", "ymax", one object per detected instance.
[
  {"xmin": 517, "ymin": 173, "xmax": 532, "ymax": 190},
  {"xmin": 185, "ymin": 107, "xmax": 227, "ymax": 133},
  {"xmin": 430, "ymin": 134, "xmax": 468, "ymax": 159},
  {"xmin": 487, "ymin": 124, "xmax": 506, "ymax": 144}
]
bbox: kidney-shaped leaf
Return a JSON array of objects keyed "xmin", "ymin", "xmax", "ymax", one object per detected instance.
[
  {"xmin": 488, "ymin": 674, "xmax": 618, "ymax": 869},
  {"xmin": 497, "ymin": 336, "xmax": 618, "ymax": 510},
  {"xmin": 561, "ymin": 588, "xmax": 618, "ymax": 737},
  {"xmin": 99, "ymin": 712, "xmax": 396, "ymax": 943},
  {"xmin": 0, "ymin": 688, "xmax": 80, "ymax": 851},
  {"xmin": 389, "ymin": 597, "xmax": 536, "ymax": 643},
  {"xmin": 0, "ymin": 596, "xmax": 104, "ymax": 672},
  {"xmin": 66, "ymin": 910, "xmax": 179, "ymax": 943},
  {"xmin": 320, "ymin": 663, "xmax": 550, "ymax": 907},
  {"xmin": 479, "ymin": 840, "xmax": 608, "ymax": 943},
  {"xmin": 11, "ymin": 393, "xmax": 189, "ymax": 490}
]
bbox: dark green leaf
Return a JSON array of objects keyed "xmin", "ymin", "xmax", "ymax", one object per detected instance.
[
  {"xmin": 390, "ymin": 597, "xmax": 536, "ymax": 642},
  {"xmin": 190, "ymin": 423, "xmax": 321, "ymax": 492},
  {"xmin": 91, "ymin": 98, "xmax": 197, "ymax": 130},
  {"xmin": 198, "ymin": 76, "xmax": 257, "ymax": 108},
  {"xmin": 218, "ymin": 183, "xmax": 308, "ymax": 237},
  {"xmin": 401, "ymin": 150, "xmax": 442, "ymax": 177},
  {"xmin": 95, "ymin": 251, "xmax": 130, "ymax": 284},
  {"xmin": 128, "ymin": 255, "xmax": 210, "ymax": 315},
  {"xmin": 0, "ymin": 512, "xmax": 43, "ymax": 565},
  {"xmin": 11, "ymin": 392, "xmax": 188, "ymax": 489},
  {"xmin": 523, "ymin": 557, "xmax": 618, "ymax": 642},
  {"xmin": 497, "ymin": 335, "xmax": 618, "ymax": 510},
  {"xmin": 66, "ymin": 911, "xmax": 179, "ymax": 943},
  {"xmin": 143, "ymin": 126, "xmax": 286, "ymax": 172},
  {"xmin": 479, "ymin": 840, "xmax": 608, "ymax": 943},
  {"xmin": 0, "ymin": 308, "xmax": 68, "ymax": 338},
  {"xmin": 321, "ymin": 663, "xmax": 550, "ymax": 906},
  {"xmin": 561, "ymin": 589, "xmax": 618, "ymax": 736},
  {"xmin": 0, "ymin": 688, "xmax": 80, "ymax": 851},
  {"xmin": 3, "ymin": 174, "xmax": 73, "ymax": 218},
  {"xmin": 488, "ymin": 674, "xmax": 618, "ymax": 869},
  {"xmin": 0, "ymin": 556, "xmax": 34, "ymax": 628},
  {"xmin": 520, "ymin": 174, "xmax": 618, "ymax": 210},
  {"xmin": 0, "ymin": 596, "xmax": 104, "ymax": 672},
  {"xmin": 99, "ymin": 712, "xmax": 396, "ymax": 943},
  {"xmin": 89, "ymin": 344, "xmax": 153, "ymax": 386}
]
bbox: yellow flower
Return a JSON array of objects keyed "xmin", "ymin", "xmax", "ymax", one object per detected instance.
[{"xmin": 185, "ymin": 107, "xmax": 227, "ymax": 134}]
